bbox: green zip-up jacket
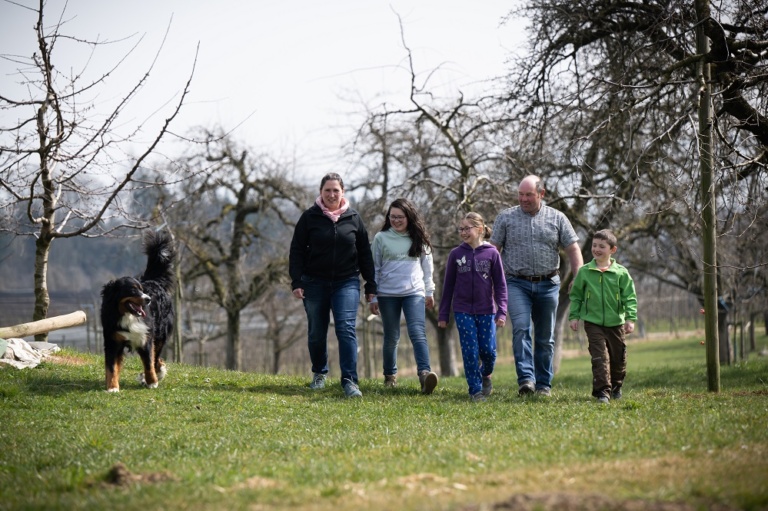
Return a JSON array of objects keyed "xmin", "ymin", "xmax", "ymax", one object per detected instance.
[{"xmin": 569, "ymin": 258, "xmax": 637, "ymax": 327}]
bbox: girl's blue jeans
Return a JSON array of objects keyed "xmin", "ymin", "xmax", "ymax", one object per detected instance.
[{"xmin": 378, "ymin": 294, "xmax": 431, "ymax": 375}]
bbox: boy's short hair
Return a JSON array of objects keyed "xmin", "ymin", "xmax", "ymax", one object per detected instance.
[{"xmin": 593, "ymin": 229, "xmax": 617, "ymax": 248}]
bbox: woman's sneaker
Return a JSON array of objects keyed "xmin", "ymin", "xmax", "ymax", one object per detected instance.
[
  {"xmin": 342, "ymin": 379, "xmax": 363, "ymax": 398},
  {"xmin": 611, "ymin": 387, "xmax": 622, "ymax": 400},
  {"xmin": 481, "ymin": 376, "xmax": 493, "ymax": 396},
  {"xmin": 309, "ymin": 373, "xmax": 326, "ymax": 389},
  {"xmin": 384, "ymin": 375, "xmax": 397, "ymax": 387},
  {"xmin": 418, "ymin": 370, "xmax": 438, "ymax": 395}
]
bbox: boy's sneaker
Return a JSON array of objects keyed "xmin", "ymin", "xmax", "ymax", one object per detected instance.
[
  {"xmin": 481, "ymin": 376, "xmax": 493, "ymax": 396},
  {"xmin": 518, "ymin": 381, "xmax": 535, "ymax": 396},
  {"xmin": 309, "ymin": 373, "xmax": 326, "ymax": 390},
  {"xmin": 418, "ymin": 370, "xmax": 438, "ymax": 395},
  {"xmin": 342, "ymin": 379, "xmax": 363, "ymax": 398},
  {"xmin": 535, "ymin": 387, "xmax": 551, "ymax": 397},
  {"xmin": 470, "ymin": 392, "xmax": 486, "ymax": 402},
  {"xmin": 596, "ymin": 395, "xmax": 610, "ymax": 404},
  {"xmin": 611, "ymin": 387, "xmax": 622, "ymax": 400},
  {"xmin": 384, "ymin": 375, "xmax": 397, "ymax": 387}
]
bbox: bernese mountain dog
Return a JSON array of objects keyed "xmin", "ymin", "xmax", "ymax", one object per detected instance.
[{"xmin": 100, "ymin": 230, "xmax": 176, "ymax": 392}]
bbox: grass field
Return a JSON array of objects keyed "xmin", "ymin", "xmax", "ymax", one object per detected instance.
[{"xmin": 1, "ymin": 334, "xmax": 767, "ymax": 511}]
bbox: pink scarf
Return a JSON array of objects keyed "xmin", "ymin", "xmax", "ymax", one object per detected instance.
[{"xmin": 316, "ymin": 196, "xmax": 349, "ymax": 223}]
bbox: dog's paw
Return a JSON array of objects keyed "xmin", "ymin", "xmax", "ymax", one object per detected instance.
[
  {"xmin": 106, "ymin": 388, "xmax": 120, "ymax": 393},
  {"xmin": 137, "ymin": 373, "xmax": 159, "ymax": 388},
  {"xmin": 157, "ymin": 365, "xmax": 167, "ymax": 381}
]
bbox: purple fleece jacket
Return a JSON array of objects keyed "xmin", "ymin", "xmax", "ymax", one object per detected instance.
[{"xmin": 438, "ymin": 242, "xmax": 508, "ymax": 322}]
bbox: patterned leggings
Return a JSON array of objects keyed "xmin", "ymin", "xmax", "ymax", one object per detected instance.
[{"xmin": 455, "ymin": 313, "xmax": 497, "ymax": 395}]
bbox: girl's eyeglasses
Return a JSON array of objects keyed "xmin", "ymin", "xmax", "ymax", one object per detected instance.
[
  {"xmin": 389, "ymin": 215, "xmax": 406, "ymax": 221},
  {"xmin": 457, "ymin": 226, "xmax": 476, "ymax": 233}
]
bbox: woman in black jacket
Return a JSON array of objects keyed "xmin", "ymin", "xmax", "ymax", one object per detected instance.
[{"xmin": 289, "ymin": 173, "xmax": 377, "ymax": 398}]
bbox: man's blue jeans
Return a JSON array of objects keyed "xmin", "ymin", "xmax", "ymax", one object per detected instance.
[
  {"xmin": 378, "ymin": 294, "xmax": 431, "ymax": 375},
  {"xmin": 506, "ymin": 275, "xmax": 560, "ymax": 389},
  {"xmin": 301, "ymin": 275, "xmax": 361, "ymax": 385}
]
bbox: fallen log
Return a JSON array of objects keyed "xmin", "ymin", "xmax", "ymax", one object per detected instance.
[{"xmin": 0, "ymin": 311, "xmax": 87, "ymax": 339}]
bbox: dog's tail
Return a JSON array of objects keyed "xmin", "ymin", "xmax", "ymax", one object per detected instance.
[{"xmin": 142, "ymin": 230, "xmax": 177, "ymax": 292}]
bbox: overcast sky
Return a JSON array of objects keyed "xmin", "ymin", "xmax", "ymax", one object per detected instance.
[{"xmin": 1, "ymin": 0, "xmax": 527, "ymax": 181}]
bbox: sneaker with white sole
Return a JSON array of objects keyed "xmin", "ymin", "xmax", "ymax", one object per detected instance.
[
  {"xmin": 309, "ymin": 373, "xmax": 326, "ymax": 390},
  {"xmin": 384, "ymin": 375, "xmax": 397, "ymax": 387},
  {"xmin": 596, "ymin": 395, "xmax": 610, "ymax": 404},
  {"xmin": 535, "ymin": 387, "xmax": 551, "ymax": 397},
  {"xmin": 611, "ymin": 387, "xmax": 622, "ymax": 400},
  {"xmin": 418, "ymin": 370, "xmax": 438, "ymax": 395},
  {"xmin": 342, "ymin": 379, "xmax": 363, "ymax": 398}
]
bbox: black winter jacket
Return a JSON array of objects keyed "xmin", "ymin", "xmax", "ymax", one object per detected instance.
[{"xmin": 289, "ymin": 204, "xmax": 377, "ymax": 295}]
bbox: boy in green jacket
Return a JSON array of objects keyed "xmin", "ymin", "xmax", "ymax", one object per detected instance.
[{"xmin": 569, "ymin": 229, "xmax": 637, "ymax": 404}]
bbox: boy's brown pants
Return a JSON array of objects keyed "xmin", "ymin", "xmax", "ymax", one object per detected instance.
[{"xmin": 584, "ymin": 321, "xmax": 627, "ymax": 398}]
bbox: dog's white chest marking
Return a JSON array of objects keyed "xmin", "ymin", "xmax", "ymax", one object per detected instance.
[{"xmin": 118, "ymin": 314, "xmax": 150, "ymax": 349}]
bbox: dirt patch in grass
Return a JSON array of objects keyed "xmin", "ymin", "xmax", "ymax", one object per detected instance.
[
  {"xmin": 102, "ymin": 462, "xmax": 178, "ymax": 487},
  {"xmin": 462, "ymin": 492, "xmax": 739, "ymax": 510},
  {"xmin": 320, "ymin": 447, "xmax": 764, "ymax": 511}
]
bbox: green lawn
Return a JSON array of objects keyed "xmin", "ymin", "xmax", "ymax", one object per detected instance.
[{"xmin": 1, "ymin": 335, "xmax": 766, "ymax": 511}]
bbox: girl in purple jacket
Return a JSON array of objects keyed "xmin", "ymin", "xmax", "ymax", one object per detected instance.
[{"xmin": 438, "ymin": 212, "xmax": 508, "ymax": 402}]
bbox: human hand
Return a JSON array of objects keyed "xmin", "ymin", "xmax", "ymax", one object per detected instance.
[
  {"xmin": 569, "ymin": 319, "xmax": 579, "ymax": 331},
  {"xmin": 369, "ymin": 302, "xmax": 380, "ymax": 315},
  {"xmin": 495, "ymin": 317, "xmax": 506, "ymax": 328},
  {"xmin": 425, "ymin": 296, "xmax": 435, "ymax": 310},
  {"xmin": 365, "ymin": 294, "xmax": 375, "ymax": 303},
  {"xmin": 292, "ymin": 288, "xmax": 304, "ymax": 299},
  {"xmin": 624, "ymin": 321, "xmax": 635, "ymax": 334},
  {"xmin": 437, "ymin": 321, "xmax": 447, "ymax": 329}
]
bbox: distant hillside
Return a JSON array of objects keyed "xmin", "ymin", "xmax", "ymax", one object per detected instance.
[{"xmin": 0, "ymin": 233, "xmax": 148, "ymax": 324}]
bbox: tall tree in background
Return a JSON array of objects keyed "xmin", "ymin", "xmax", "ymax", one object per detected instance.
[
  {"xmin": 504, "ymin": 0, "xmax": 768, "ymax": 368},
  {"xmin": 351, "ymin": 21, "xmax": 522, "ymax": 376},
  {"xmin": 0, "ymin": 1, "xmax": 195, "ymax": 340},
  {"xmin": 168, "ymin": 132, "xmax": 306, "ymax": 371}
]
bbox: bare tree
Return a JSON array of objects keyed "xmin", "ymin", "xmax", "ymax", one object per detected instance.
[
  {"xmin": 0, "ymin": 1, "xmax": 196, "ymax": 340},
  {"xmin": 348, "ymin": 19, "xmax": 523, "ymax": 376},
  {"xmin": 168, "ymin": 131, "xmax": 306, "ymax": 371},
  {"xmin": 255, "ymin": 287, "xmax": 305, "ymax": 374},
  {"xmin": 503, "ymin": 0, "xmax": 768, "ymax": 370}
]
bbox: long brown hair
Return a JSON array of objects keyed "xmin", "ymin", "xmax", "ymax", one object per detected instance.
[{"xmin": 381, "ymin": 198, "xmax": 432, "ymax": 257}]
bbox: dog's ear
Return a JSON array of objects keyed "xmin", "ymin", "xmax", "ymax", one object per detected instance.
[{"xmin": 101, "ymin": 280, "xmax": 116, "ymax": 297}]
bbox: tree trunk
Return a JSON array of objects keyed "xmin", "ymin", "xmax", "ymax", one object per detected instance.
[
  {"xmin": 226, "ymin": 310, "xmax": 241, "ymax": 371},
  {"xmin": 718, "ymin": 309, "xmax": 731, "ymax": 365},
  {"xmin": 764, "ymin": 311, "xmax": 767, "ymax": 337},
  {"xmin": 172, "ymin": 260, "xmax": 183, "ymax": 363},
  {"xmin": 273, "ymin": 342, "xmax": 281, "ymax": 375},
  {"xmin": 33, "ymin": 233, "xmax": 53, "ymax": 343},
  {"xmin": 435, "ymin": 326, "xmax": 458, "ymax": 377},
  {"xmin": 552, "ymin": 291, "xmax": 571, "ymax": 374}
]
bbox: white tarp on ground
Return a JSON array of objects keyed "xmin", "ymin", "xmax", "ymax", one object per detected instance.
[{"xmin": 0, "ymin": 338, "xmax": 60, "ymax": 369}]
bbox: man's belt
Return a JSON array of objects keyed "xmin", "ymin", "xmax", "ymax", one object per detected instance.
[{"xmin": 512, "ymin": 270, "xmax": 559, "ymax": 282}]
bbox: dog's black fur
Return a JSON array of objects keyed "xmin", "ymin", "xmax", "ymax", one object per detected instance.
[{"xmin": 100, "ymin": 230, "xmax": 176, "ymax": 392}]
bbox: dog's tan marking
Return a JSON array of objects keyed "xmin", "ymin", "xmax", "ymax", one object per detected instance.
[{"xmin": 106, "ymin": 365, "xmax": 121, "ymax": 392}]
